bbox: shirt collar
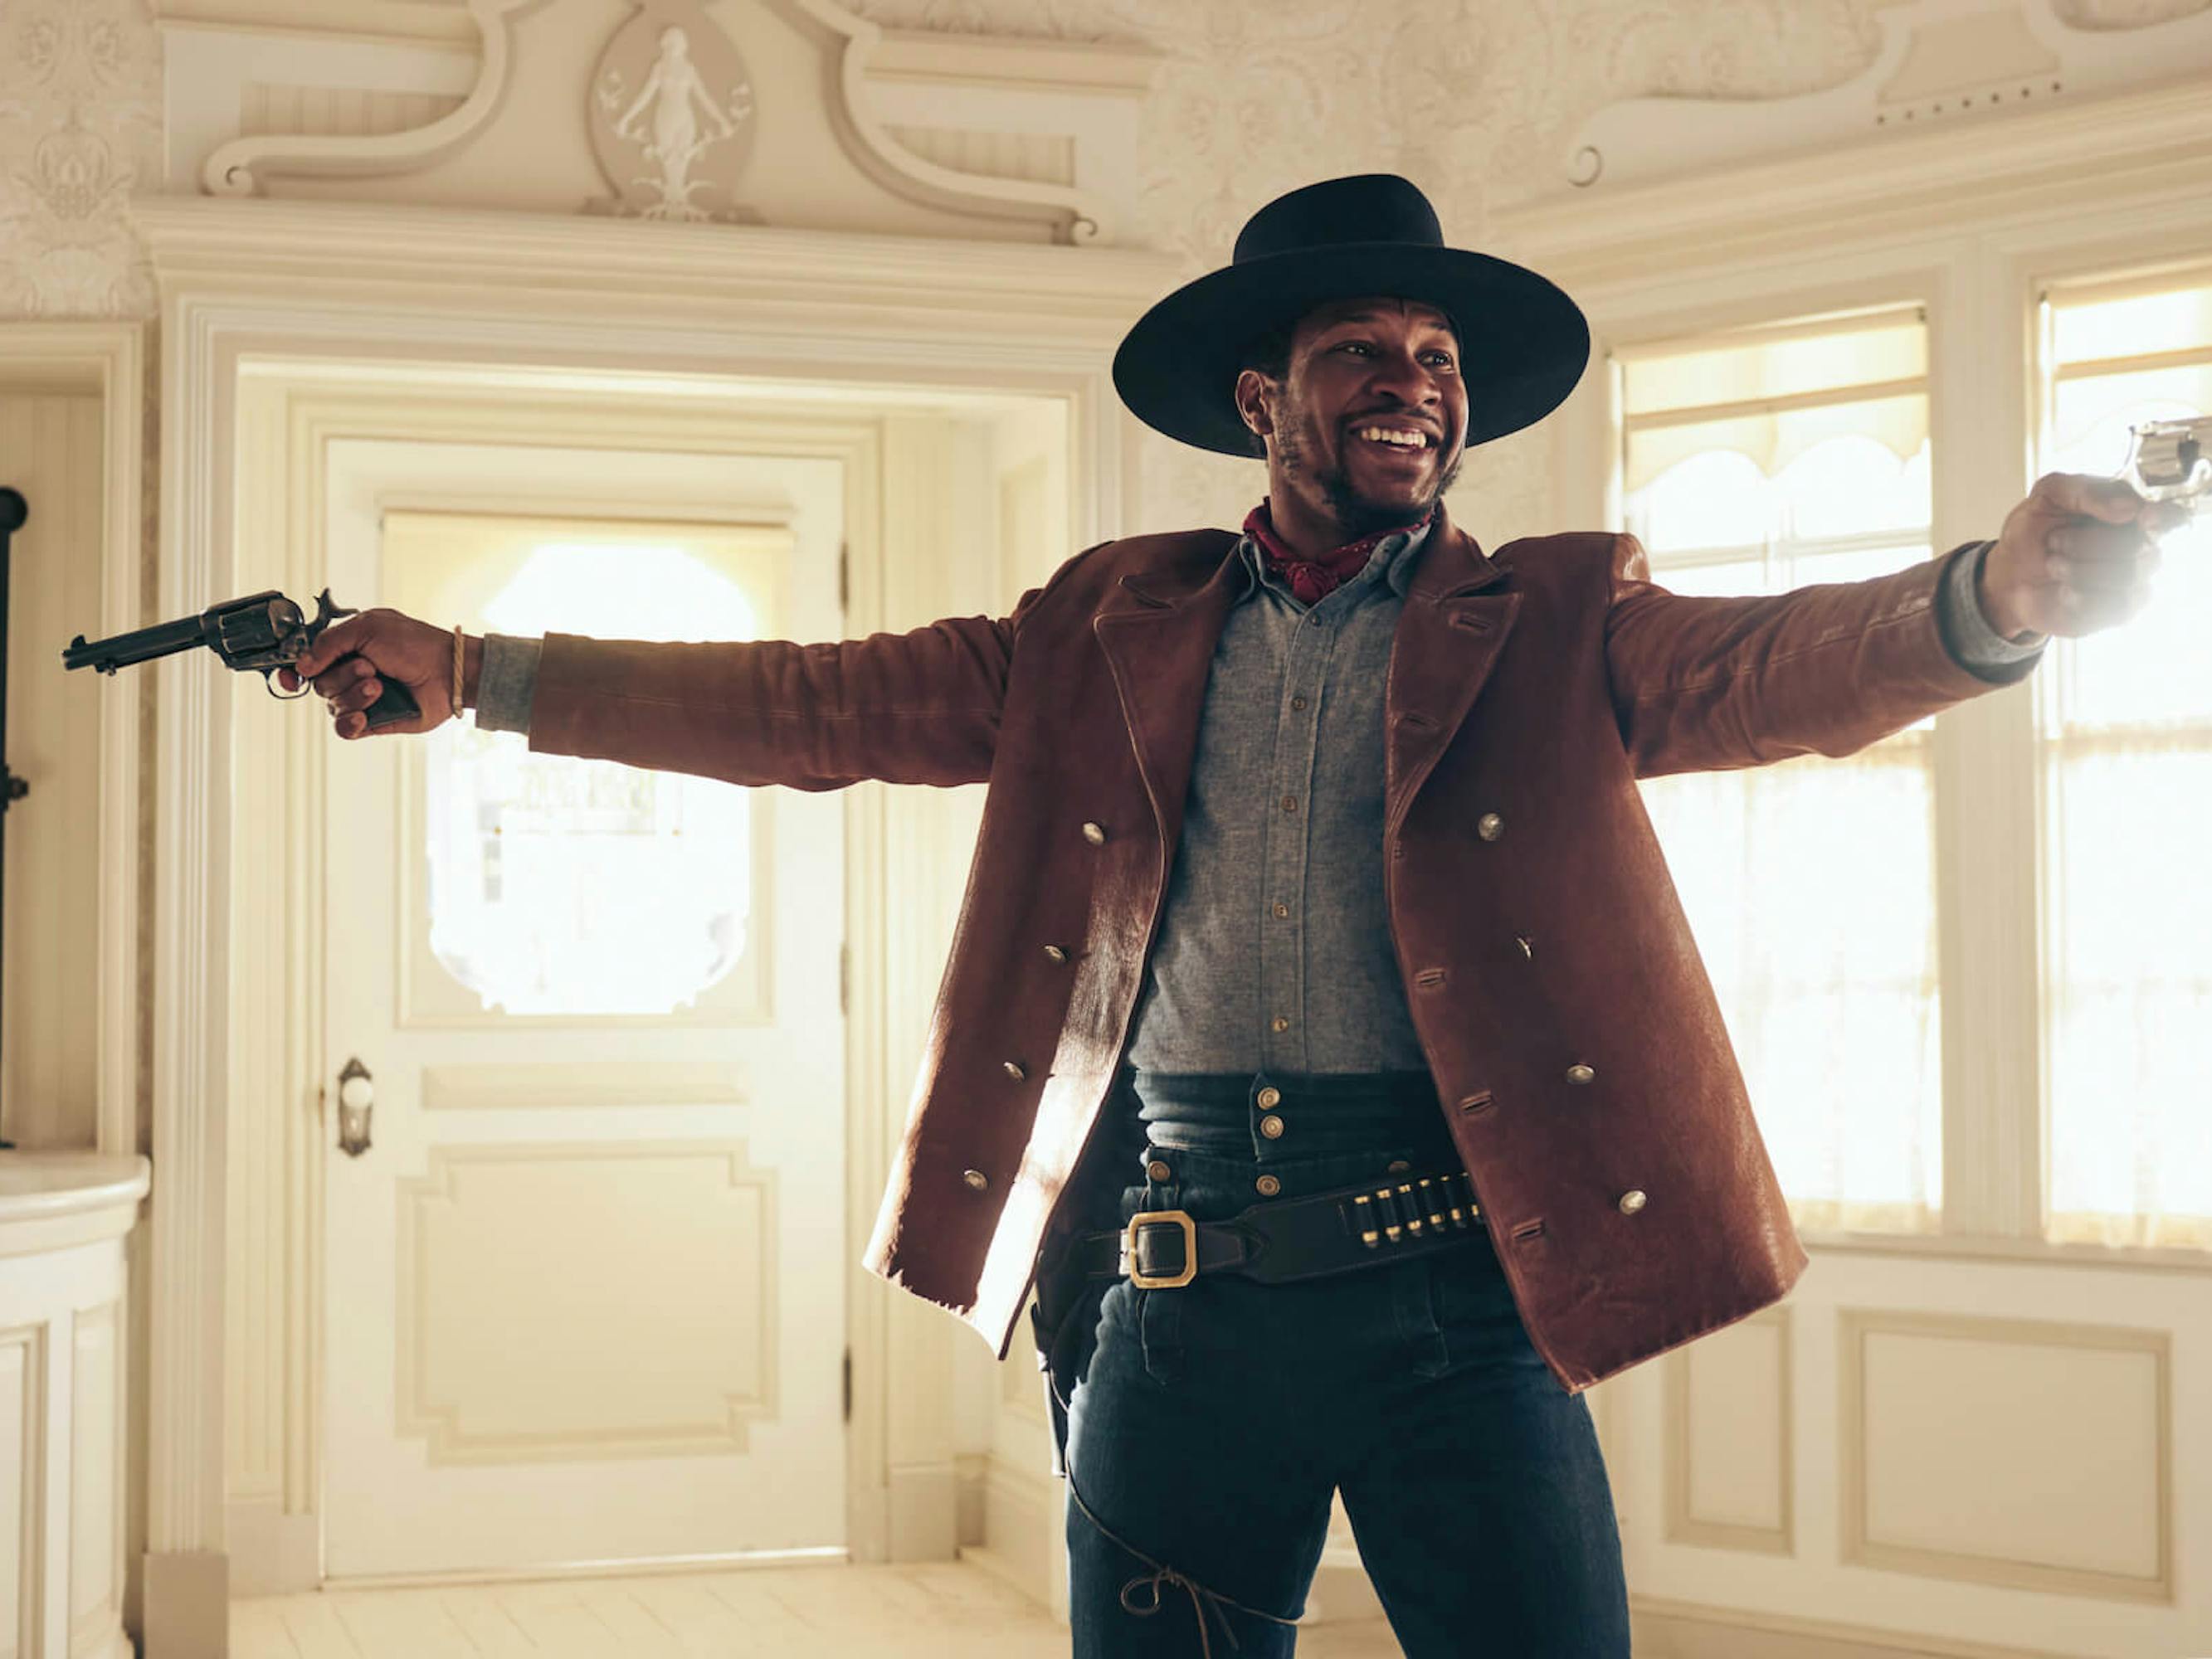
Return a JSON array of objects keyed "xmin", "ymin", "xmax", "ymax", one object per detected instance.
[{"xmin": 1233, "ymin": 514, "xmax": 1435, "ymax": 606}]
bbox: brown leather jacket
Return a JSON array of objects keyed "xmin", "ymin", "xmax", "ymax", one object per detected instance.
[{"xmin": 526, "ymin": 504, "xmax": 2028, "ymax": 1394}]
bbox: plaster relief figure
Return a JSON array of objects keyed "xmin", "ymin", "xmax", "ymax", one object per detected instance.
[{"xmin": 587, "ymin": 2, "xmax": 756, "ymax": 222}]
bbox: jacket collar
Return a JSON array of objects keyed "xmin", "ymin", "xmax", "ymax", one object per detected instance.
[
  {"xmin": 1092, "ymin": 500, "xmax": 1519, "ymax": 862},
  {"xmin": 1107, "ymin": 499, "xmax": 1508, "ymax": 614}
]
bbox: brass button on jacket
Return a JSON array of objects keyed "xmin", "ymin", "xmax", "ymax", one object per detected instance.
[
  {"xmin": 1618, "ymin": 1189, "xmax": 1647, "ymax": 1215},
  {"xmin": 1081, "ymin": 820, "xmax": 1107, "ymax": 845},
  {"xmin": 1476, "ymin": 811, "xmax": 1504, "ymax": 841},
  {"xmin": 1043, "ymin": 944, "xmax": 1069, "ymax": 963},
  {"xmin": 1255, "ymin": 1174, "xmax": 1282, "ymax": 1198},
  {"xmin": 1259, "ymin": 1114, "xmax": 1285, "ymax": 1139},
  {"xmin": 1255, "ymin": 1086, "xmax": 1282, "ymax": 1109},
  {"xmin": 1566, "ymin": 1063, "xmax": 1596, "ymax": 1085},
  {"xmin": 1146, "ymin": 1159, "xmax": 1172, "ymax": 1183},
  {"xmin": 1003, "ymin": 1060, "xmax": 1027, "ymax": 1081},
  {"xmin": 962, "ymin": 1169, "xmax": 990, "ymax": 1192}
]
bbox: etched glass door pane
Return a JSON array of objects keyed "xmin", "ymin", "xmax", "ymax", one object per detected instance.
[{"xmin": 424, "ymin": 542, "xmax": 762, "ymax": 1017}]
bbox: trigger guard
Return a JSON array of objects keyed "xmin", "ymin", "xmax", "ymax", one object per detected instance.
[{"xmin": 264, "ymin": 668, "xmax": 313, "ymax": 702}]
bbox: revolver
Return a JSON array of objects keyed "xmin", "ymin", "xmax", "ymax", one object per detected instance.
[
  {"xmin": 2121, "ymin": 416, "xmax": 2211, "ymax": 508},
  {"xmin": 62, "ymin": 587, "xmax": 421, "ymax": 731}
]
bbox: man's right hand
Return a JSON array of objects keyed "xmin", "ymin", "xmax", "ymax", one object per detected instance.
[{"xmin": 277, "ymin": 607, "xmax": 459, "ymax": 739}]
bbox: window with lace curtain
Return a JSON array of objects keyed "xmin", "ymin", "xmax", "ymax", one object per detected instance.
[
  {"xmin": 1619, "ymin": 306, "xmax": 1942, "ymax": 1237},
  {"xmin": 2036, "ymin": 270, "xmax": 2212, "ymax": 1250}
]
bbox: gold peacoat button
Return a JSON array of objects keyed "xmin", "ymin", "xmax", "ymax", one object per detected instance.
[
  {"xmin": 1044, "ymin": 944, "xmax": 1069, "ymax": 963},
  {"xmin": 1146, "ymin": 1159, "xmax": 1172, "ymax": 1183},
  {"xmin": 1386, "ymin": 1159, "xmax": 1411, "ymax": 1175},
  {"xmin": 1003, "ymin": 1060, "xmax": 1027, "ymax": 1081},
  {"xmin": 1255, "ymin": 1175, "xmax": 1282, "ymax": 1197},
  {"xmin": 1477, "ymin": 812, "xmax": 1504, "ymax": 841},
  {"xmin": 962, "ymin": 1169, "xmax": 990, "ymax": 1192},
  {"xmin": 1566, "ymin": 1063, "xmax": 1596, "ymax": 1085},
  {"xmin": 1255, "ymin": 1086, "xmax": 1282, "ymax": 1109},
  {"xmin": 1618, "ymin": 1189, "xmax": 1647, "ymax": 1215},
  {"xmin": 1259, "ymin": 1114, "xmax": 1285, "ymax": 1139},
  {"xmin": 1081, "ymin": 821, "xmax": 1107, "ymax": 845}
]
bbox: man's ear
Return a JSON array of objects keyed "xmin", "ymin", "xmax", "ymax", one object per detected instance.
[{"xmin": 1234, "ymin": 367, "xmax": 1276, "ymax": 445}]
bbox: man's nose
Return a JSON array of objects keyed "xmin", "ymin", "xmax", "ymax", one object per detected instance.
[{"xmin": 1366, "ymin": 349, "xmax": 1440, "ymax": 405}]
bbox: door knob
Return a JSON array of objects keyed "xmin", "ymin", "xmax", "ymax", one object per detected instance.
[{"xmin": 337, "ymin": 1056, "xmax": 374, "ymax": 1158}]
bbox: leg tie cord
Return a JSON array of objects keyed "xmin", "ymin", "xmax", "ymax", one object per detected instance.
[{"xmin": 1050, "ymin": 1371, "xmax": 1304, "ymax": 1657}]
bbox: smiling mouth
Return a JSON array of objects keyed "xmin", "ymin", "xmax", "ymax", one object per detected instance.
[{"xmin": 1349, "ymin": 423, "xmax": 1435, "ymax": 453}]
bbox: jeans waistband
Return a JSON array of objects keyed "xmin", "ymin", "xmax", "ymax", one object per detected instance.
[{"xmin": 1129, "ymin": 1069, "xmax": 1455, "ymax": 1163}]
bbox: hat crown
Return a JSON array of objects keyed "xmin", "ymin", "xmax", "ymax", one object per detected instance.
[{"xmin": 1232, "ymin": 173, "xmax": 1445, "ymax": 265}]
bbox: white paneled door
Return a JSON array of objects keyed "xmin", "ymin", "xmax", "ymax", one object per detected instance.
[{"xmin": 321, "ymin": 461, "xmax": 848, "ymax": 1580}]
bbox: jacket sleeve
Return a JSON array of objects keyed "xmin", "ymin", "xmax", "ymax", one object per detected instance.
[
  {"xmin": 1605, "ymin": 533, "xmax": 2043, "ymax": 780},
  {"xmin": 525, "ymin": 587, "xmax": 1048, "ymax": 791}
]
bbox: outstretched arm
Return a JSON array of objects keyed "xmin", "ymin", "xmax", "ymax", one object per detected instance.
[
  {"xmin": 522, "ymin": 604, "xmax": 1038, "ymax": 791},
  {"xmin": 1605, "ymin": 471, "xmax": 2178, "ymax": 780},
  {"xmin": 285, "ymin": 583, "xmax": 1048, "ymax": 791}
]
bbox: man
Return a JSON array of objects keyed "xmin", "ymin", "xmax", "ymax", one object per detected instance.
[{"xmin": 285, "ymin": 175, "xmax": 2179, "ymax": 1657}]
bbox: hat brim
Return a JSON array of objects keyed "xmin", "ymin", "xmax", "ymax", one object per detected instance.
[{"xmin": 1112, "ymin": 243, "xmax": 1591, "ymax": 457}]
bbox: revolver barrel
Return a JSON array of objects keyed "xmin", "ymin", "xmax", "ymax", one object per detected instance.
[{"xmin": 62, "ymin": 613, "xmax": 211, "ymax": 675}]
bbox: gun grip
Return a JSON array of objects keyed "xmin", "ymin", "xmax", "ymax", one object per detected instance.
[{"xmin": 361, "ymin": 676, "xmax": 421, "ymax": 731}]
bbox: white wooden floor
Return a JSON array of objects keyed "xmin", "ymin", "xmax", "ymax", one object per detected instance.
[{"xmin": 231, "ymin": 1560, "xmax": 1408, "ymax": 1657}]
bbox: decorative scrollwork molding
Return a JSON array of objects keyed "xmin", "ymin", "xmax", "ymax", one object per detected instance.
[
  {"xmin": 200, "ymin": 0, "xmax": 539, "ymax": 197},
  {"xmin": 192, "ymin": 0, "xmax": 1120, "ymax": 245}
]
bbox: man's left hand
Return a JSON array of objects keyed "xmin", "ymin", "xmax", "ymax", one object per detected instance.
[{"xmin": 1981, "ymin": 471, "xmax": 2190, "ymax": 642}]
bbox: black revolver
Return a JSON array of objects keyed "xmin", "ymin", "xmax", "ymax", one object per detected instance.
[{"xmin": 62, "ymin": 587, "xmax": 421, "ymax": 730}]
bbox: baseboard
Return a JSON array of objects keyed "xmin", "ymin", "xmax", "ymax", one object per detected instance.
[
  {"xmin": 140, "ymin": 1550, "xmax": 227, "ymax": 1659},
  {"xmin": 1630, "ymin": 1595, "xmax": 2094, "ymax": 1659},
  {"xmin": 224, "ymin": 1498, "xmax": 319, "ymax": 1597},
  {"xmin": 885, "ymin": 1462, "xmax": 959, "ymax": 1562},
  {"xmin": 953, "ymin": 1452, "xmax": 988, "ymax": 1549}
]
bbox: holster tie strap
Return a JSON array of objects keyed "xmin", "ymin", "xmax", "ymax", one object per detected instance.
[{"xmin": 1047, "ymin": 1370, "xmax": 1302, "ymax": 1657}]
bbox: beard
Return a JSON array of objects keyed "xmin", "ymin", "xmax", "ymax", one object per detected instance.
[{"xmin": 1273, "ymin": 412, "xmax": 1464, "ymax": 540}]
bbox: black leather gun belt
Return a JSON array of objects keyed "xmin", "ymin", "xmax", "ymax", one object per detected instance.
[{"xmin": 1074, "ymin": 1167, "xmax": 1485, "ymax": 1289}]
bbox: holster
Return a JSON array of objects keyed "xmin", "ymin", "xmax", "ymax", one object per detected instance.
[{"xmin": 1028, "ymin": 1231, "xmax": 1098, "ymax": 1480}]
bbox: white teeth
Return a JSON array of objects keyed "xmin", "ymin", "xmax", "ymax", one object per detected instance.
[{"xmin": 1355, "ymin": 426, "xmax": 1427, "ymax": 449}]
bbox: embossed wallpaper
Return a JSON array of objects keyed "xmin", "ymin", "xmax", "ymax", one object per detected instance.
[{"xmin": 2, "ymin": 0, "xmax": 2205, "ymax": 533}]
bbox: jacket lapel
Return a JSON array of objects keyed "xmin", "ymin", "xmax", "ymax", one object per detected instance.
[
  {"xmin": 1092, "ymin": 533, "xmax": 1243, "ymax": 860},
  {"xmin": 1384, "ymin": 510, "xmax": 1519, "ymax": 835}
]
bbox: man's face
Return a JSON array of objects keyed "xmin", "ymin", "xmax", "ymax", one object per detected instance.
[{"xmin": 1236, "ymin": 295, "xmax": 1468, "ymax": 539}]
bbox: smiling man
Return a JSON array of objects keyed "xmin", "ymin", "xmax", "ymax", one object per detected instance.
[{"xmin": 287, "ymin": 174, "xmax": 2177, "ymax": 1658}]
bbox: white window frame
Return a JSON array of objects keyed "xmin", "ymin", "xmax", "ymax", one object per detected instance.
[{"xmin": 1496, "ymin": 78, "xmax": 2212, "ymax": 1275}]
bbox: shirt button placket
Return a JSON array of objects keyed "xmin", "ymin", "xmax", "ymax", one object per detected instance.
[{"xmin": 1267, "ymin": 606, "xmax": 1326, "ymax": 1073}]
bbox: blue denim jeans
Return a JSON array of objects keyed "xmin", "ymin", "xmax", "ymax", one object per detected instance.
[{"xmin": 1054, "ymin": 1070, "xmax": 1631, "ymax": 1657}]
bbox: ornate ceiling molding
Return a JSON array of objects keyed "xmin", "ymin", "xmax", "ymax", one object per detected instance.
[
  {"xmin": 1555, "ymin": 0, "xmax": 2212, "ymax": 197},
  {"xmin": 171, "ymin": 0, "xmax": 1156, "ymax": 246},
  {"xmin": 200, "ymin": 0, "xmax": 532, "ymax": 197}
]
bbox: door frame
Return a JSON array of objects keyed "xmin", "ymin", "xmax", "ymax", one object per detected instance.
[{"xmin": 134, "ymin": 194, "xmax": 1182, "ymax": 1603}]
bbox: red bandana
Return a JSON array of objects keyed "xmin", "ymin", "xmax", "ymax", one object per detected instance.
[{"xmin": 1243, "ymin": 500, "xmax": 1434, "ymax": 606}]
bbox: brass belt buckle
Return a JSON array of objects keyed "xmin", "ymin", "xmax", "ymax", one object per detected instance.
[{"xmin": 1123, "ymin": 1209, "xmax": 1198, "ymax": 1289}]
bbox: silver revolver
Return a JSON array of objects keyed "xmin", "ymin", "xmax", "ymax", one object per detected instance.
[{"xmin": 2122, "ymin": 416, "xmax": 2210, "ymax": 508}]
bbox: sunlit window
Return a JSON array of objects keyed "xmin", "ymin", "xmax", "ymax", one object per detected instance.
[
  {"xmin": 418, "ymin": 537, "xmax": 763, "ymax": 1017},
  {"xmin": 2036, "ymin": 270, "xmax": 2212, "ymax": 1250},
  {"xmin": 1621, "ymin": 305, "xmax": 1942, "ymax": 1235}
]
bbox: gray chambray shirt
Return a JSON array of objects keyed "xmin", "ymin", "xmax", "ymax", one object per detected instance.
[{"xmin": 470, "ymin": 530, "xmax": 2041, "ymax": 1075}]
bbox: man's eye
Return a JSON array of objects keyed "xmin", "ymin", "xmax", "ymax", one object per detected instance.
[
  {"xmin": 1424, "ymin": 353, "xmax": 1457, "ymax": 369},
  {"xmin": 1338, "ymin": 341, "xmax": 1373, "ymax": 355}
]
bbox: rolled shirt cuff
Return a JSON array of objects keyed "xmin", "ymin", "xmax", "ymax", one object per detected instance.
[
  {"xmin": 1937, "ymin": 539, "xmax": 2048, "ymax": 682},
  {"xmin": 473, "ymin": 633, "xmax": 542, "ymax": 734}
]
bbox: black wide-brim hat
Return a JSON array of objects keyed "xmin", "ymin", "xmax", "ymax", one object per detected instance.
[{"xmin": 1113, "ymin": 173, "xmax": 1591, "ymax": 458}]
